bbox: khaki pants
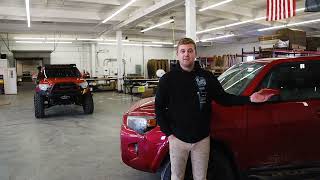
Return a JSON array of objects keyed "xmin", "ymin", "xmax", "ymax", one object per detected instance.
[{"xmin": 168, "ymin": 135, "xmax": 210, "ymax": 180}]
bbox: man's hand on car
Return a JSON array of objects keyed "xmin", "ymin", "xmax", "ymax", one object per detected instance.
[{"xmin": 250, "ymin": 89, "xmax": 276, "ymax": 103}]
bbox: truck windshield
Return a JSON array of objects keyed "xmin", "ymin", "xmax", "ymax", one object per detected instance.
[
  {"xmin": 44, "ymin": 67, "xmax": 81, "ymax": 78},
  {"xmin": 218, "ymin": 63, "xmax": 265, "ymax": 95}
]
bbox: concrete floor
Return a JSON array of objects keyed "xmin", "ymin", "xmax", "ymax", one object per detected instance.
[{"xmin": 0, "ymin": 82, "xmax": 158, "ymax": 180}]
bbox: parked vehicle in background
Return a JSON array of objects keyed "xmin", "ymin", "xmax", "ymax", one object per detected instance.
[
  {"xmin": 34, "ymin": 64, "xmax": 94, "ymax": 118},
  {"xmin": 120, "ymin": 56, "xmax": 320, "ymax": 180}
]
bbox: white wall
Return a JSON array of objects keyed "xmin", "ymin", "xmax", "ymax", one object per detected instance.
[
  {"xmin": 2, "ymin": 40, "xmax": 265, "ymax": 78},
  {"xmin": 0, "ymin": 41, "xmax": 14, "ymax": 67},
  {"xmin": 2, "ymin": 41, "xmax": 176, "ymax": 78},
  {"xmin": 50, "ymin": 44, "xmax": 90, "ymax": 73},
  {"xmin": 9, "ymin": 42, "xmax": 91, "ymax": 71},
  {"xmin": 96, "ymin": 44, "xmax": 175, "ymax": 77},
  {"xmin": 198, "ymin": 41, "xmax": 260, "ymax": 57}
]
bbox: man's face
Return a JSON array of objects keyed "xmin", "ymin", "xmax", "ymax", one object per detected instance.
[{"xmin": 176, "ymin": 44, "xmax": 196, "ymax": 71}]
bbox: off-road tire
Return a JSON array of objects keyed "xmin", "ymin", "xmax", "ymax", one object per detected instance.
[
  {"xmin": 207, "ymin": 149, "xmax": 235, "ymax": 180},
  {"xmin": 83, "ymin": 94, "xmax": 94, "ymax": 114},
  {"xmin": 34, "ymin": 93, "xmax": 45, "ymax": 118}
]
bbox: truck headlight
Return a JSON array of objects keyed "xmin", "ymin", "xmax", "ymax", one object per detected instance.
[
  {"xmin": 78, "ymin": 81, "xmax": 88, "ymax": 88},
  {"xmin": 127, "ymin": 116, "xmax": 156, "ymax": 134},
  {"xmin": 38, "ymin": 84, "xmax": 50, "ymax": 91}
]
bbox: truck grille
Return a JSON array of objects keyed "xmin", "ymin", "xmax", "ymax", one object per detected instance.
[{"xmin": 52, "ymin": 83, "xmax": 79, "ymax": 92}]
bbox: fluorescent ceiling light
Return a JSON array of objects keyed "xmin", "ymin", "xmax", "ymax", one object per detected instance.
[
  {"xmin": 77, "ymin": 38, "xmax": 104, "ymax": 41},
  {"xmin": 16, "ymin": 41, "xmax": 43, "ymax": 44},
  {"xmin": 122, "ymin": 43, "xmax": 159, "ymax": 47},
  {"xmin": 201, "ymin": 34, "xmax": 235, "ymax": 42},
  {"xmin": 296, "ymin": 7, "xmax": 305, "ymax": 12},
  {"xmin": 99, "ymin": 43, "xmax": 116, "ymax": 45},
  {"xmin": 14, "ymin": 37, "xmax": 45, "ymax": 40},
  {"xmin": 45, "ymin": 41, "xmax": 72, "ymax": 44},
  {"xmin": 99, "ymin": 43, "xmax": 163, "ymax": 47},
  {"xmin": 78, "ymin": 38, "xmax": 129, "ymax": 42},
  {"xmin": 103, "ymin": 39, "xmax": 129, "ymax": 42},
  {"xmin": 16, "ymin": 41, "xmax": 73, "ymax": 44},
  {"xmin": 151, "ymin": 41, "xmax": 173, "ymax": 45},
  {"xmin": 258, "ymin": 18, "xmax": 320, "ymax": 31},
  {"xmin": 199, "ymin": 0, "xmax": 233, "ymax": 12},
  {"xmin": 141, "ymin": 19, "xmax": 174, "ymax": 33},
  {"xmin": 46, "ymin": 38, "xmax": 76, "ymax": 41},
  {"xmin": 25, "ymin": 0, "xmax": 30, "ymax": 27},
  {"xmin": 102, "ymin": 0, "xmax": 136, "ymax": 23},
  {"xmin": 197, "ymin": 16, "xmax": 266, "ymax": 34}
]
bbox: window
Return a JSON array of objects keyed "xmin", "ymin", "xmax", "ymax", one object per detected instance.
[
  {"xmin": 45, "ymin": 67, "xmax": 81, "ymax": 78},
  {"xmin": 218, "ymin": 63, "xmax": 265, "ymax": 95},
  {"xmin": 259, "ymin": 60, "xmax": 320, "ymax": 101}
]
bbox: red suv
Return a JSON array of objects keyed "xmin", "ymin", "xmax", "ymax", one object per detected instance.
[
  {"xmin": 34, "ymin": 64, "xmax": 94, "ymax": 118},
  {"xmin": 121, "ymin": 56, "xmax": 320, "ymax": 179}
]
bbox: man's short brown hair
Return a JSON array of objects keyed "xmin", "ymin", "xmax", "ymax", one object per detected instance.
[{"xmin": 176, "ymin": 37, "xmax": 197, "ymax": 54}]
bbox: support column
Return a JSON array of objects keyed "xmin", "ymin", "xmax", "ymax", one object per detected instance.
[
  {"xmin": 185, "ymin": 0, "xmax": 197, "ymax": 41},
  {"xmin": 90, "ymin": 43, "xmax": 96, "ymax": 77},
  {"xmin": 116, "ymin": 31, "xmax": 123, "ymax": 92}
]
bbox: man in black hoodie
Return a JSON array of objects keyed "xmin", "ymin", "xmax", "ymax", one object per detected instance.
[{"xmin": 155, "ymin": 38, "xmax": 271, "ymax": 180}]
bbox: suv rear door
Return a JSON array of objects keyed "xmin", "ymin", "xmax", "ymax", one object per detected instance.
[{"xmin": 248, "ymin": 59, "xmax": 320, "ymax": 168}]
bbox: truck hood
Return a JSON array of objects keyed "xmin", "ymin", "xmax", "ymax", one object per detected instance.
[{"xmin": 128, "ymin": 97, "xmax": 155, "ymax": 113}]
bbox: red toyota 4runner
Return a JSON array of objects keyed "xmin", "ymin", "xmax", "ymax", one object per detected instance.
[
  {"xmin": 34, "ymin": 64, "xmax": 94, "ymax": 118},
  {"xmin": 121, "ymin": 56, "xmax": 320, "ymax": 180}
]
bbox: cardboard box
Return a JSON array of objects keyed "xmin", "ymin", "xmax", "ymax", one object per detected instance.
[
  {"xmin": 259, "ymin": 34, "xmax": 280, "ymax": 41},
  {"xmin": 291, "ymin": 44, "xmax": 306, "ymax": 50},
  {"xmin": 141, "ymin": 88, "xmax": 154, "ymax": 98},
  {"xmin": 276, "ymin": 28, "xmax": 306, "ymax": 48},
  {"xmin": 132, "ymin": 86, "xmax": 145, "ymax": 93},
  {"xmin": 259, "ymin": 39, "xmax": 279, "ymax": 48},
  {"xmin": 306, "ymin": 37, "xmax": 320, "ymax": 51}
]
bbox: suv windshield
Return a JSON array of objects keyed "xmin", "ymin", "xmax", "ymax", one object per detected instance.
[
  {"xmin": 44, "ymin": 67, "xmax": 81, "ymax": 78},
  {"xmin": 218, "ymin": 63, "xmax": 265, "ymax": 95}
]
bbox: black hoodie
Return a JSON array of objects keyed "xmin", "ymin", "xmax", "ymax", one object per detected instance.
[{"xmin": 155, "ymin": 63, "xmax": 250, "ymax": 143}]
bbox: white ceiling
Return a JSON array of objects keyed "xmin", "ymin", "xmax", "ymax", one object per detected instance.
[{"xmin": 0, "ymin": 0, "xmax": 319, "ymax": 43}]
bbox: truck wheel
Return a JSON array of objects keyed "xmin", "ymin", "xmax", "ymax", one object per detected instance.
[
  {"xmin": 34, "ymin": 93, "xmax": 45, "ymax": 118},
  {"xmin": 207, "ymin": 149, "xmax": 235, "ymax": 180},
  {"xmin": 83, "ymin": 94, "xmax": 94, "ymax": 114}
]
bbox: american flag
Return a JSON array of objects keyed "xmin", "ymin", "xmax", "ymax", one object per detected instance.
[{"xmin": 267, "ymin": 0, "xmax": 296, "ymax": 21}]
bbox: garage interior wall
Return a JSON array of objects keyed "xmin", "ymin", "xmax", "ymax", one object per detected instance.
[
  {"xmin": 96, "ymin": 44, "xmax": 175, "ymax": 77},
  {"xmin": 3, "ymin": 41, "xmax": 177, "ymax": 77},
  {"xmin": 198, "ymin": 41, "xmax": 260, "ymax": 56},
  {"xmin": 0, "ymin": 41, "xmax": 15, "ymax": 67},
  {"xmin": 2, "ymin": 40, "xmax": 264, "ymax": 77}
]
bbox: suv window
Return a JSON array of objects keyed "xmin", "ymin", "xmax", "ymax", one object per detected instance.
[
  {"xmin": 259, "ymin": 60, "xmax": 320, "ymax": 101},
  {"xmin": 218, "ymin": 63, "xmax": 265, "ymax": 95},
  {"xmin": 44, "ymin": 67, "xmax": 81, "ymax": 78}
]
